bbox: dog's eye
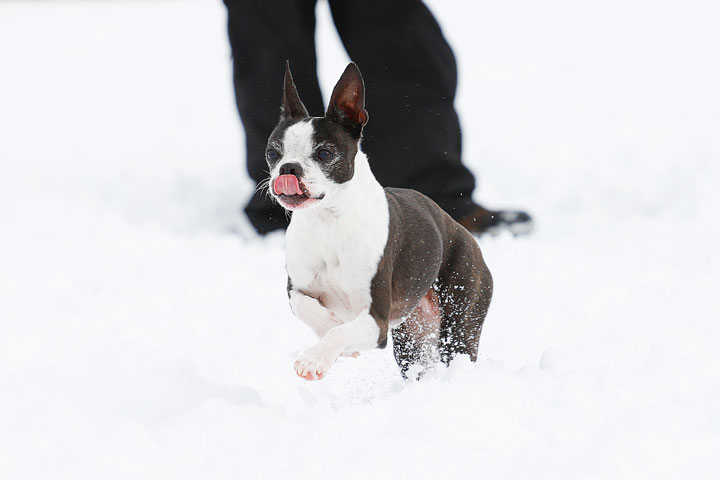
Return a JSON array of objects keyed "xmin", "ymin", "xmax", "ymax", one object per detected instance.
[
  {"xmin": 317, "ymin": 149, "xmax": 333, "ymax": 162},
  {"xmin": 266, "ymin": 149, "xmax": 280, "ymax": 163}
]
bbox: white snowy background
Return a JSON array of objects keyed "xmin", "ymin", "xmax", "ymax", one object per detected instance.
[{"xmin": 1, "ymin": 0, "xmax": 718, "ymax": 478}]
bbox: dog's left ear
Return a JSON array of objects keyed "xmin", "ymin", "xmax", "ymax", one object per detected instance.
[{"xmin": 326, "ymin": 63, "xmax": 369, "ymax": 134}]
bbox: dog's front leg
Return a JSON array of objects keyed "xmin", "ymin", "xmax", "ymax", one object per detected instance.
[
  {"xmin": 294, "ymin": 310, "xmax": 381, "ymax": 380},
  {"xmin": 289, "ymin": 290, "xmax": 343, "ymax": 338}
]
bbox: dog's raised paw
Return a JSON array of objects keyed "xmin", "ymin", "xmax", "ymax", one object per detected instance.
[{"xmin": 294, "ymin": 348, "xmax": 335, "ymax": 381}]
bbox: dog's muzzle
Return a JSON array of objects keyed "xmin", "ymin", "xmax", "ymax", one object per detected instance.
[{"xmin": 272, "ymin": 174, "xmax": 324, "ymax": 209}]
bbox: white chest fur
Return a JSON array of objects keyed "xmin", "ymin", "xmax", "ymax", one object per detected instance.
[{"xmin": 285, "ymin": 152, "xmax": 389, "ymax": 324}]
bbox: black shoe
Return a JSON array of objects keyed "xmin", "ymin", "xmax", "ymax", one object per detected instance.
[{"xmin": 458, "ymin": 204, "xmax": 534, "ymax": 237}]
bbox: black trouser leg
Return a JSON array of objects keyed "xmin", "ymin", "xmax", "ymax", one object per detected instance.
[
  {"xmin": 224, "ymin": 0, "xmax": 323, "ymax": 234},
  {"xmin": 328, "ymin": 0, "xmax": 476, "ymax": 219},
  {"xmin": 225, "ymin": 0, "xmax": 477, "ymax": 233}
]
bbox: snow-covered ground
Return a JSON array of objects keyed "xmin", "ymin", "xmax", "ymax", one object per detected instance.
[{"xmin": 1, "ymin": 0, "xmax": 718, "ymax": 478}]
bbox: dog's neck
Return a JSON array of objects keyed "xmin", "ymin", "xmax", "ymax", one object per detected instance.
[{"xmin": 290, "ymin": 150, "xmax": 387, "ymax": 229}]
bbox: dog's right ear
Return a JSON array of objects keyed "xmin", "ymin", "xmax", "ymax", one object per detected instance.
[{"xmin": 281, "ymin": 61, "xmax": 309, "ymax": 120}]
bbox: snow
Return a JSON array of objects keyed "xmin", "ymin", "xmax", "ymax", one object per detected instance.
[{"xmin": 1, "ymin": 0, "xmax": 718, "ymax": 478}]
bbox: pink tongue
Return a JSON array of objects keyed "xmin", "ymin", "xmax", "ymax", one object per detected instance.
[{"xmin": 273, "ymin": 174, "xmax": 303, "ymax": 196}]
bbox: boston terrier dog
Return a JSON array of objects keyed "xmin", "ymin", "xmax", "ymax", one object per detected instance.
[{"xmin": 266, "ymin": 62, "xmax": 493, "ymax": 380}]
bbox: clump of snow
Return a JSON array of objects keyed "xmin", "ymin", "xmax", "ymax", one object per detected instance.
[{"xmin": 1, "ymin": 0, "xmax": 718, "ymax": 478}]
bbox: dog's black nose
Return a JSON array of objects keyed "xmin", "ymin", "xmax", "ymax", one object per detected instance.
[{"xmin": 279, "ymin": 162, "xmax": 303, "ymax": 177}]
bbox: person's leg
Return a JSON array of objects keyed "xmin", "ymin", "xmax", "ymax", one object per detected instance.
[
  {"xmin": 224, "ymin": 0, "xmax": 323, "ymax": 234},
  {"xmin": 328, "ymin": 0, "xmax": 475, "ymax": 219},
  {"xmin": 328, "ymin": 0, "xmax": 533, "ymax": 234}
]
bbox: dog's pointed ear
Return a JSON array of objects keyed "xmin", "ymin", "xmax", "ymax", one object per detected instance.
[
  {"xmin": 326, "ymin": 63, "xmax": 369, "ymax": 133},
  {"xmin": 281, "ymin": 61, "xmax": 309, "ymax": 120}
]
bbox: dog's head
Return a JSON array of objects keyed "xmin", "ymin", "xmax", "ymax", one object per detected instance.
[{"xmin": 265, "ymin": 62, "xmax": 369, "ymax": 211}]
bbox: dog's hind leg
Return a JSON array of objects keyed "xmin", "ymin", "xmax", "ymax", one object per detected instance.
[
  {"xmin": 392, "ymin": 287, "xmax": 443, "ymax": 379},
  {"xmin": 436, "ymin": 246, "xmax": 493, "ymax": 365},
  {"xmin": 437, "ymin": 294, "xmax": 487, "ymax": 365}
]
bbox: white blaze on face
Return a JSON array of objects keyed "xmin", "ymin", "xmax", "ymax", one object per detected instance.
[{"xmin": 280, "ymin": 120, "xmax": 315, "ymax": 165}]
